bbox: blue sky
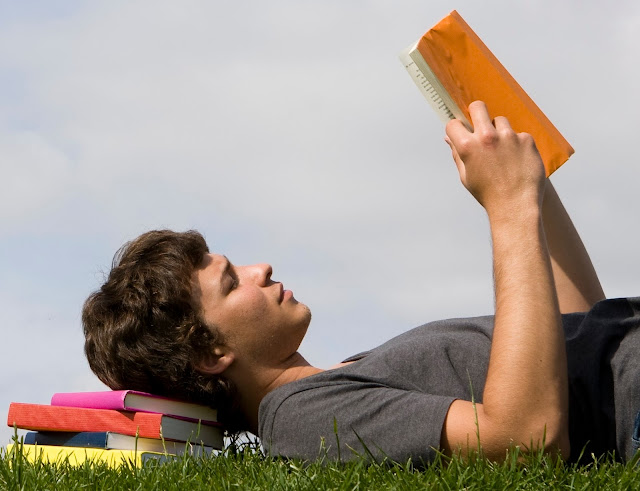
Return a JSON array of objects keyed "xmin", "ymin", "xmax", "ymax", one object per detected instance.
[{"xmin": 2, "ymin": 0, "xmax": 639, "ymax": 443}]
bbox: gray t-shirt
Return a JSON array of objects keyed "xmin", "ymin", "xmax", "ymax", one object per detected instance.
[{"xmin": 258, "ymin": 297, "xmax": 640, "ymax": 464}]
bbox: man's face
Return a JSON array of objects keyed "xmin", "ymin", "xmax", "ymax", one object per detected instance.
[{"xmin": 195, "ymin": 253, "xmax": 312, "ymax": 366}]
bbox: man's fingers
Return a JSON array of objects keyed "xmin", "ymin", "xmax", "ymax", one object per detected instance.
[
  {"xmin": 444, "ymin": 136, "xmax": 466, "ymax": 184},
  {"xmin": 493, "ymin": 115, "xmax": 513, "ymax": 132},
  {"xmin": 468, "ymin": 101, "xmax": 493, "ymax": 131},
  {"xmin": 445, "ymin": 118, "xmax": 471, "ymax": 145},
  {"xmin": 446, "ymin": 101, "xmax": 495, "ymax": 150}
]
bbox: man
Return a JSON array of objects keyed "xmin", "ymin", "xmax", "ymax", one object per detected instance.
[{"xmin": 83, "ymin": 102, "xmax": 640, "ymax": 464}]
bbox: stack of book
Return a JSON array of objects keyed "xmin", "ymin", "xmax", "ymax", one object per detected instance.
[{"xmin": 6, "ymin": 390, "xmax": 224, "ymax": 467}]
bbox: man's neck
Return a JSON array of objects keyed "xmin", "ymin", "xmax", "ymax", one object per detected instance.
[{"xmin": 232, "ymin": 352, "xmax": 323, "ymax": 434}]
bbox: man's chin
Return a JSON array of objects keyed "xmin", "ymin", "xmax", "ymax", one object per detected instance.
[
  {"xmin": 302, "ymin": 304, "xmax": 312, "ymax": 324},
  {"xmin": 295, "ymin": 304, "xmax": 312, "ymax": 333}
]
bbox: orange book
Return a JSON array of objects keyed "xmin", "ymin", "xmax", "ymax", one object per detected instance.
[
  {"xmin": 7, "ymin": 402, "xmax": 222, "ymax": 447},
  {"xmin": 399, "ymin": 10, "xmax": 574, "ymax": 176}
]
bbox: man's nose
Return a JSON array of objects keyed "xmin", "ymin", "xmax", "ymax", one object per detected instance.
[{"xmin": 244, "ymin": 263, "xmax": 273, "ymax": 285}]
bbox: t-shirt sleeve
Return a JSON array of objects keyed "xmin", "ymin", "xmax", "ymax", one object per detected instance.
[{"xmin": 260, "ymin": 380, "xmax": 456, "ymax": 465}]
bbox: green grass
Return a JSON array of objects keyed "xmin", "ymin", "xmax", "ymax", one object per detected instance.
[{"xmin": 2, "ymin": 440, "xmax": 640, "ymax": 490}]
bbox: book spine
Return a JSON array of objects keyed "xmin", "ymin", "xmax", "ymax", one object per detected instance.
[{"xmin": 23, "ymin": 431, "xmax": 110, "ymax": 448}]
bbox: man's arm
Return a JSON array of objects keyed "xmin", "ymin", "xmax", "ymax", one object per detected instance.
[
  {"xmin": 441, "ymin": 101, "xmax": 570, "ymax": 461},
  {"xmin": 543, "ymin": 181, "xmax": 605, "ymax": 313}
]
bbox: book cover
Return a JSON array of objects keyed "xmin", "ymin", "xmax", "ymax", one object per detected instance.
[
  {"xmin": 7, "ymin": 403, "xmax": 223, "ymax": 447},
  {"xmin": 23, "ymin": 431, "xmax": 219, "ymax": 454},
  {"xmin": 51, "ymin": 390, "xmax": 217, "ymax": 423},
  {"xmin": 6, "ymin": 443, "xmax": 176, "ymax": 468},
  {"xmin": 400, "ymin": 10, "xmax": 574, "ymax": 176}
]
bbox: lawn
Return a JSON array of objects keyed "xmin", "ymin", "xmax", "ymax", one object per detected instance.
[{"xmin": 2, "ymin": 439, "xmax": 639, "ymax": 490}]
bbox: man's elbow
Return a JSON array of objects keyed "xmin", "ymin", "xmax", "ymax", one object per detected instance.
[
  {"xmin": 479, "ymin": 407, "xmax": 570, "ymax": 461},
  {"xmin": 517, "ymin": 417, "xmax": 570, "ymax": 461},
  {"xmin": 444, "ymin": 401, "xmax": 570, "ymax": 461},
  {"xmin": 539, "ymin": 423, "xmax": 570, "ymax": 461}
]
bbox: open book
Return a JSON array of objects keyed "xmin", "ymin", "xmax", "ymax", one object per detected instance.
[{"xmin": 399, "ymin": 10, "xmax": 574, "ymax": 176}]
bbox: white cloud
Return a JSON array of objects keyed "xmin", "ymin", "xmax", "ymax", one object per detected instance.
[{"xmin": 0, "ymin": 130, "xmax": 75, "ymax": 225}]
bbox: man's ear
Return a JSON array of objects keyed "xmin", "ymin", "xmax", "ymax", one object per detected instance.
[{"xmin": 196, "ymin": 346, "xmax": 235, "ymax": 375}]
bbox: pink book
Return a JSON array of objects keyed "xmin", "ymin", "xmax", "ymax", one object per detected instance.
[{"xmin": 51, "ymin": 390, "xmax": 218, "ymax": 424}]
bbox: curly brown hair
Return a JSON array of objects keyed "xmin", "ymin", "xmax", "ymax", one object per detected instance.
[{"xmin": 82, "ymin": 229, "xmax": 246, "ymax": 432}]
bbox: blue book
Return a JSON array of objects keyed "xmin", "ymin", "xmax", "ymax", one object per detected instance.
[{"xmin": 23, "ymin": 431, "xmax": 215, "ymax": 456}]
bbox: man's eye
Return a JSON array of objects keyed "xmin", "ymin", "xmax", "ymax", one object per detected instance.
[{"xmin": 229, "ymin": 276, "xmax": 239, "ymax": 291}]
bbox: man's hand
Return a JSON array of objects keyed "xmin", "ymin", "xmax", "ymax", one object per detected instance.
[{"xmin": 445, "ymin": 101, "xmax": 546, "ymax": 220}]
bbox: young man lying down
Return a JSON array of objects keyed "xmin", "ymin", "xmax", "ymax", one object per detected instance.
[{"xmin": 83, "ymin": 102, "xmax": 640, "ymax": 464}]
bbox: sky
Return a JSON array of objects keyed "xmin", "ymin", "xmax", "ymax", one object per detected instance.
[{"xmin": 1, "ymin": 0, "xmax": 639, "ymax": 444}]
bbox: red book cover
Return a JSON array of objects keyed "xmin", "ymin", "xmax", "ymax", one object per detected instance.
[
  {"xmin": 8, "ymin": 402, "xmax": 163, "ymax": 438},
  {"xmin": 7, "ymin": 403, "xmax": 222, "ymax": 446}
]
